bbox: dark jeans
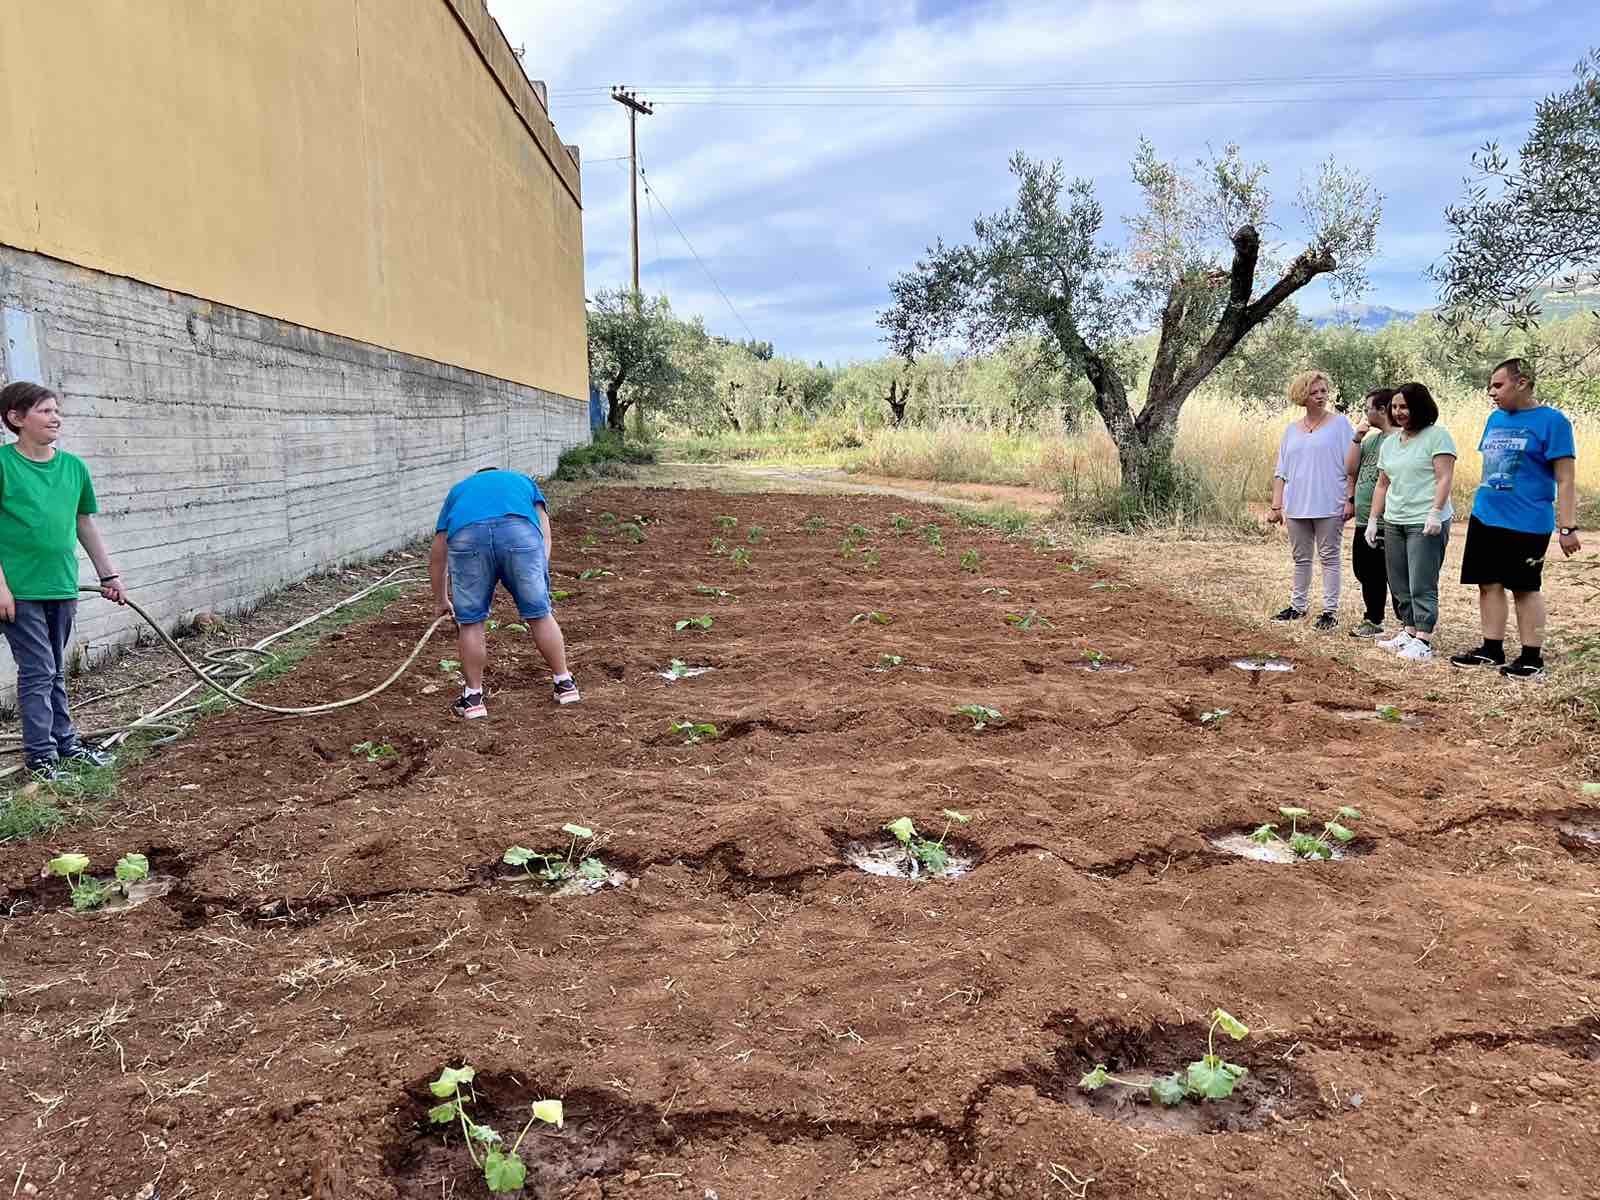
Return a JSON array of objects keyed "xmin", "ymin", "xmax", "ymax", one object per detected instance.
[
  {"xmin": 1350, "ymin": 525, "xmax": 1395, "ymax": 624},
  {"xmin": 1, "ymin": 599, "xmax": 82, "ymax": 764}
]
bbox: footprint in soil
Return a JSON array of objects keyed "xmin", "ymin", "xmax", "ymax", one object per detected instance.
[
  {"xmin": 988, "ymin": 1011, "xmax": 1324, "ymax": 1134},
  {"xmin": 388, "ymin": 1081, "xmax": 664, "ymax": 1199}
]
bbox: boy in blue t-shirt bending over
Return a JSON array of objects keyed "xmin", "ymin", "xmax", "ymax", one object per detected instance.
[
  {"xmin": 429, "ymin": 467, "xmax": 578, "ymax": 718},
  {"xmin": 1450, "ymin": 358, "xmax": 1581, "ymax": 679}
]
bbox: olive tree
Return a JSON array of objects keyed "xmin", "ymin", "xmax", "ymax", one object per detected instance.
[
  {"xmin": 586, "ymin": 289, "xmax": 678, "ymax": 433},
  {"xmin": 880, "ymin": 143, "xmax": 1381, "ymax": 494},
  {"xmin": 1434, "ymin": 49, "xmax": 1600, "ymax": 332}
]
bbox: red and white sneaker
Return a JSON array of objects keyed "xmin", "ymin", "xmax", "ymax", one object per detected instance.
[
  {"xmin": 451, "ymin": 689, "xmax": 488, "ymax": 719},
  {"xmin": 553, "ymin": 677, "xmax": 581, "ymax": 705}
]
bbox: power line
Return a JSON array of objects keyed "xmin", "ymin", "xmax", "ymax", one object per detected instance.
[
  {"xmin": 556, "ymin": 91, "xmax": 1547, "ymax": 111},
  {"xmin": 638, "ymin": 150, "xmax": 666, "ymax": 280},
  {"xmin": 637, "ymin": 165, "xmax": 756, "ymax": 343}
]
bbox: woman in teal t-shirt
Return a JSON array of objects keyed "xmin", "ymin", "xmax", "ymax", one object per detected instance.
[{"xmin": 1366, "ymin": 382, "xmax": 1456, "ymax": 661}]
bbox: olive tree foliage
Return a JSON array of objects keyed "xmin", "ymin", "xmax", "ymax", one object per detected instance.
[
  {"xmin": 880, "ymin": 144, "xmax": 1381, "ymax": 493},
  {"xmin": 587, "ymin": 288, "xmax": 679, "ymax": 433},
  {"xmin": 1434, "ymin": 50, "xmax": 1600, "ymax": 338}
]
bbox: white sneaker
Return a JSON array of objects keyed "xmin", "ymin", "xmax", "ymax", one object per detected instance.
[
  {"xmin": 1397, "ymin": 639, "xmax": 1434, "ymax": 661},
  {"xmin": 1376, "ymin": 629, "xmax": 1414, "ymax": 650}
]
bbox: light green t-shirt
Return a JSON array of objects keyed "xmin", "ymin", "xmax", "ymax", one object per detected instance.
[
  {"xmin": 0, "ymin": 444, "xmax": 98, "ymax": 600},
  {"xmin": 1353, "ymin": 430, "xmax": 1392, "ymax": 523},
  {"xmin": 1377, "ymin": 424, "xmax": 1456, "ymax": 526}
]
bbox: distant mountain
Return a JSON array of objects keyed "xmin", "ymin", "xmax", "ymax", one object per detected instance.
[
  {"xmin": 1531, "ymin": 285, "xmax": 1600, "ymax": 320},
  {"xmin": 1306, "ymin": 304, "xmax": 1418, "ymax": 331}
]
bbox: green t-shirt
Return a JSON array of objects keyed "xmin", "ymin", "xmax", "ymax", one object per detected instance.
[
  {"xmin": 1376, "ymin": 424, "xmax": 1457, "ymax": 526},
  {"xmin": 0, "ymin": 444, "xmax": 98, "ymax": 600},
  {"xmin": 1353, "ymin": 430, "xmax": 1392, "ymax": 523}
]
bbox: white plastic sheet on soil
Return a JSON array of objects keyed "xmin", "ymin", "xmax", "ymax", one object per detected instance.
[
  {"xmin": 845, "ymin": 840, "xmax": 975, "ymax": 880},
  {"xmin": 1208, "ymin": 833, "xmax": 1345, "ymax": 863}
]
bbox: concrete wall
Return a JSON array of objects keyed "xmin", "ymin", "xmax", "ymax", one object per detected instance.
[
  {"xmin": 0, "ymin": 0, "xmax": 587, "ymax": 400},
  {"xmin": 0, "ymin": 246, "xmax": 588, "ymax": 692}
]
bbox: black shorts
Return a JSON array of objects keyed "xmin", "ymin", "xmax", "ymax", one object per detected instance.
[{"xmin": 1459, "ymin": 515, "xmax": 1552, "ymax": 592}]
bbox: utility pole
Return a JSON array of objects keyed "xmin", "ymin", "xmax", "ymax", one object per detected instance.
[{"xmin": 610, "ymin": 86, "xmax": 654, "ymax": 297}]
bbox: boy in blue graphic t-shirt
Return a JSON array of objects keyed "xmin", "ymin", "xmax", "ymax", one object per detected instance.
[{"xmin": 1450, "ymin": 358, "xmax": 1581, "ymax": 679}]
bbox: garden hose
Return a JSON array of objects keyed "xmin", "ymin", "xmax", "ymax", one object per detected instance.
[{"xmin": 0, "ymin": 568, "xmax": 447, "ymax": 778}]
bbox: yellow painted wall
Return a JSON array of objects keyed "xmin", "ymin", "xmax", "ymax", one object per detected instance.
[{"xmin": 0, "ymin": 0, "xmax": 586, "ymax": 398}]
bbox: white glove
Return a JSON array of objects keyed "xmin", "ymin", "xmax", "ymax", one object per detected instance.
[
  {"xmin": 1423, "ymin": 509, "xmax": 1442, "ymax": 536},
  {"xmin": 1364, "ymin": 517, "xmax": 1378, "ymax": 548}
]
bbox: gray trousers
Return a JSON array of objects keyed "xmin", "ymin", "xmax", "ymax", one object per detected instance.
[
  {"xmin": 1286, "ymin": 516, "xmax": 1343, "ymax": 614},
  {"xmin": 1383, "ymin": 520, "xmax": 1452, "ymax": 634},
  {"xmin": 1, "ymin": 599, "xmax": 82, "ymax": 764}
]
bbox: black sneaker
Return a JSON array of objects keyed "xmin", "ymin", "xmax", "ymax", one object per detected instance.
[
  {"xmin": 24, "ymin": 757, "xmax": 61, "ymax": 781},
  {"xmin": 553, "ymin": 677, "xmax": 581, "ymax": 705},
  {"xmin": 451, "ymin": 690, "xmax": 488, "ymax": 719},
  {"xmin": 1313, "ymin": 612, "xmax": 1338, "ymax": 632},
  {"xmin": 1449, "ymin": 646, "xmax": 1505, "ymax": 668},
  {"xmin": 1499, "ymin": 660, "xmax": 1546, "ymax": 680},
  {"xmin": 60, "ymin": 744, "xmax": 114, "ymax": 769},
  {"xmin": 1271, "ymin": 606, "xmax": 1307, "ymax": 622}
]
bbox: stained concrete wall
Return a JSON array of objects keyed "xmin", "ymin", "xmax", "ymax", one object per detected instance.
[
  {"xmin": 0, "ymin": 0, "xmax": 587, "ymax": 400},
  {"xmin": 0, "ymin": 246, "xmax": 588, "ymax": 695}
]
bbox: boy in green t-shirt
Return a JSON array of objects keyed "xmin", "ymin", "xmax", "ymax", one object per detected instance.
[{"xmin": 0, "ymin": 382, "xmax": 127, "ymax": 778}]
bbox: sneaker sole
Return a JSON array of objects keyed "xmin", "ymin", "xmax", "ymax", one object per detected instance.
[
  {"xmin": 555, "ymin": 691, "xmax": 581, "ymax": 705},
  {"xmin": 453, "ymin": 705, "xmax": 488, "ymax": 720}
]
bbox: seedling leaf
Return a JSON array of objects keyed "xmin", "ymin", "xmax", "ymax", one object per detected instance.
[
  {"xmin": 1325, "ymin": 821, "xmax": 1355, "ymax": 843},
  {"xmin": 1079, "ymin": 1064, "xmax": 1110, "ymax": 1090},
  {"xmin": 502, "ymin": 846, "xmax": 535, "ymax": 867},
  {"xmin": 429, "ymin": 1065, "xmax": 476, "ymax": 1097},
  {"xmin": 48, "ymin": 852, "xmax": 90, "ymax": 877},
  {"xmin": 1186, "ymin": 1057, "xmax": 1245, "ymax": 1099},
  {"xmin": 428, "ymin": 1100, "xmax": 459, "ymax": 1124},
  {"xmin": 1582, "ymin": 782, "xmax": 1600, "ymax": 797},
  {"xmin": 529, "ymin": 1099, "xmax": 565, "ymax": 1127},
  {"xmin": 576, "ymin": 857, "xmax": 608, "ymax": 881},
  {"xmin": 70, "ymin": 881, "xmax": 107, "ymax": 911},
  {"xmin": 114, "ymin": 853, "xmax": 150, "ymax": 883},
  {"xmin": 1150, "ymin": 1074, "xmax": 1188, "ymax": 1106},
  {"xmin": 1213, "ymin": 1009, "xmax": 1249, "ymax": 1040},
  {"xmin": 915, "ymin": 841, "xmax": 949, "ymax": 875},
  {"xmin": 1278, "ymin": 806, "xmax": 1310, "ymax": 819},
  {"xmin": 483, "ymin": 1147, "xmax": 526, "ymax": 1193},
  {"xmin": 1247, "ymin": 823, "xmax": 1277, "ymax": 844},
  {"xmin": 561, "ymin": 823, "xmax": 594, "ymax": 839},
  {"xmin": 941, "ymin": 808, "xmax": 970, "ymax": 824},
  {"xmin": 884, "ymin": 817, "xmax": 916, "ymax": 845},
  {"xmin": 1335, "ymin": 805, "xmax": 1362, "ymax": 821}
]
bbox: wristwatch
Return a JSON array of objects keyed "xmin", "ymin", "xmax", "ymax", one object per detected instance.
[{"xmin": 1560, "ymin": 526, "xmax": 1578, "ymax": 536}]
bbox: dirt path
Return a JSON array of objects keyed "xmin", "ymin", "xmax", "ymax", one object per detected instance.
[{"xmin": 1, "ymin": 485, "xmax": 1595, "ymax": 1200}]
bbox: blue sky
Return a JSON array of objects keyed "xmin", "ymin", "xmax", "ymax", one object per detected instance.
[{"xmin": 488, "ymin": 0, "xmax": 1590, "ymax": 363}]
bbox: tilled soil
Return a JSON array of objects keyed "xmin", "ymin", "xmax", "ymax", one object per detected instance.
[{"xmin": 1, "ymin": 487, "xmax": 1596, "ymax": 1200}]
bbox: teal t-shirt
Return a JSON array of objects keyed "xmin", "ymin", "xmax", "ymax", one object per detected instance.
[
  {"xmin": 1377, "ymin": 424, "xmax": 1457, "ymax": 526},
  {"xmin": 0, "ymin": 444, "xmax": 98, "ymax": 599},
  {"xmin": 1353, "ymin": 430, "xmax": 1392, "ymax": 523}
]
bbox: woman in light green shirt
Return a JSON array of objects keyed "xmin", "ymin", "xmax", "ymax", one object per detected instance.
[{"xmin": 1366, "ymin": 383, "xmax": 1456, "ymax": 660}]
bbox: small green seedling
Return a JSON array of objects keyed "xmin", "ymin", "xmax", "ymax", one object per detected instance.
[
  {"xmin": 616, "ymin": 523, "xmax": 644, "ymax": 544},
  {"xmin": 427, "ymin": 1064, "xmax": 564, "ymax": 1194},
  {"xmin": 876, "ymin": 654, "xmax": 905, "ymax": 669},
  {"xmin": 578, "ymin": 568, "xmax": 614, "ymax": 581},
  {"xmin": 1090, "ymin": 581, "xmax": 1131, "ymax": 592},
  {"xmin": 980, "ymin": 586, "xmax": 1012, "ymax": 597},
  {"xmin": 1583, "ymin": 782, "xmax": 1600, "ymax": 798},
  {"xmin": 439, "ymin": 658, "xmax": 462, "ymax": 673},
  {"xmin": 694, "ymin": 584, "xmax": 735, "ymax": 601},
  {"xmin": 861, "ymin": 549, "xmax": 880, "ymax": 568},
  {"xmin": 730, "ymin": 548, "xmax": 753, "ymax": 570},
  {"xmin": 666, "ymin": 658, "xmax": 692, "ymax": 680},
  {"xmin": 959, "ymin": 549, "xmax": 980, "ymax": 573},
  {"xmin": 746, "ymin": 525, "xmax": 764, "ymax": 544},
  {"xmin": 1375, "ymin": 704, "xmax": 1403, "ymax": 723},
  {"xmin": 597, "ymin": 511, "xmax": 617, "ymax": 524},
  {"xmin": 670, "ymin": 720, "xmax": 719, "ymax": 745},
  {"xmin": 1080, "ymin": 1008, "xmax": 1250, "ymax": 1107},
  {"xmin": 486, "ymin": 619, "xmax": 500, "ymax": 631},
  {"xmin": 675, "ymin": 615, "xmax": 714, "ymax": 632},
  {"xmin": 803, "ymin": 515, "xmax": 827, "ymax": 533},
  {"xmin": 714, "ymin": 515, "xmax": 738, "ymax": 529},
  {"xmin": 890, "ymin": 514, "xmax": 914, "ymax": 534},
  {"xmin": 351, "ymin": 740, "xmax": 397, "ymax": 763},
  {"xmin": 955, "ymin": 704, "xmax": 1003, "ymax": 731},
  {"xmin": 47, "ymin": 850, "xmax": 149, "ymax": 912},
  {"xmin": 504, "ymin": 622, "xmax": 528, "ymax": 633},
  {"xmin": 850, "ymin": 611, "xmax": 893, "ymax": 626},
  {"xmin": 709, "ymin": 536, "xmax": 730, "ymax": 556},
  {"xmin": 846, "ymin": 523, "xmax": 872, "ymax": 542},
  {"xmin": 1199, "ymin": 708, "xmax": 1231, "ymax": 729},
  {"xmin": 1058, "ymin": 561, "xmax": 1086, "ymax": 573},
  {"xmin": 551, "ymin": 589, "xmax": 574, "ymax": 601},
  {"xmin": 918, "ymin": 524, "xmax": 944, "ymax": 548},
  {"xmin": 839, "ymin": 538, "xmax": 860, "ymax": 560},
  {"xmin": 1004, "ymin": 610, "xmax": 1052, "ymax": 631},
  {"xmin": 1083, "ymin": 648, "xmax": 1105, "ymax": 664},
  {"xmin": 502, "ymin": 822, "xmax": 606, "ymax": 885},
  {"xmin": 883, "ymin": 809, "xmax": 971, "ymax": 877},
  {"xmin": 1249, "ymin": 805, "xmax": 1362, "ymax": 860},
  {"xmin": 579, "ymin": 533, "xmax": 598, "ymax": 548}
]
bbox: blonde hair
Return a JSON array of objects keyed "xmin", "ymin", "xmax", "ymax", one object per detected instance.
[{"xmin": 1286, "ymin": 370, "xmax": 1331, "ymax": 408}]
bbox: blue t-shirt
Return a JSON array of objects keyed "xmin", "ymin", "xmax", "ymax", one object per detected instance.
[
  {"xmin": 1470, "ymin": 405, "xmax": 1576, "ymax": 534},
  {"xmin": 435, "ymin": 470, "xmax": 547, "ymax": 538}
]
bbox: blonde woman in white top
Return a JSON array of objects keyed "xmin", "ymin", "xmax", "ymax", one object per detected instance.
[{"xmin": 1267, "ymin": 371, "xmax": 1356, "ymax": 630}]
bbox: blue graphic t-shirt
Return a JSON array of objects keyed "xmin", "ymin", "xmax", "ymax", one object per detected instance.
[
  {"xmin": 1470, "ymin": 405, "xmax": 1576, "ymax": 534},
  {"xmin": 435, "ymin": 470, "xmax": 547, "ymax": 537}
]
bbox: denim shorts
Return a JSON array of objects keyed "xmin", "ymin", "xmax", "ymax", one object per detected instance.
[{"xmin": 447, "ymin": 515, "xmax": 550, "ymax": 624}]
